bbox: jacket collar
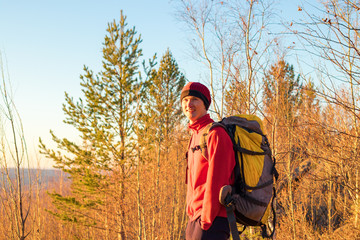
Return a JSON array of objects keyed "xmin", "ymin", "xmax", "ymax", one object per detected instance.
[{"xmin": 188, "ymin": 114, "xmax": 214, "ymax": 133}]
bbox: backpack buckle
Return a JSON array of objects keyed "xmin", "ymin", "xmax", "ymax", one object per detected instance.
[
  {"xmin": 219, "ymin": 185, "xmax": 233, "ymax": 207},
  {"xmin": 224, "ymin": 194, "xmax": 234, "ymax": 207}
]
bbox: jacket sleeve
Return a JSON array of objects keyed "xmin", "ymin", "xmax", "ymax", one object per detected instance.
[{"xmin": 200, "ymin": 126, "xmax": 235, "ymax": 230}]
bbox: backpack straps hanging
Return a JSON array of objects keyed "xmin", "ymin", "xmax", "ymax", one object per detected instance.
[{"xmin": 219, "ymin": 185, "xmax": 241, "ymax": 240}]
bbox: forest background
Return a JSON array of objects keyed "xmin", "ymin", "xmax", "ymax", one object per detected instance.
[{"xmin": 1, "ymin": 0, "xmax": 360, "ymax": 239}]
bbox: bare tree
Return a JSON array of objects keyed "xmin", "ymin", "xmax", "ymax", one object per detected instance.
[
  {"xmin": 0, "ymin": 53, "xmax": 33, "ymax": 239},
  {"xmin": 176, "ymin": 0, "xmax": 276, "ymax": 118},
  {"xmin": 292, "ymin": 0, "xmax": 360, "ymax": 230}
]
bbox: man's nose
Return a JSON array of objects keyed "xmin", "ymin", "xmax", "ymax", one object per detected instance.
[{"xmin": 187, "ymin": 99, "xmax": 194, "ymax": 107}]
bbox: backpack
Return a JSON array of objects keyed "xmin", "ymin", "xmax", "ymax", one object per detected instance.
[{"xmin": 198, "ymin": 114, "xmax": 278, "ymax": 239}]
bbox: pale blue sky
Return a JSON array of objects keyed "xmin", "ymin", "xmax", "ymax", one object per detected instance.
[
  {"xmin": 0, "ymin": 0, "xmax": 305, "ymax": 168},
  {"xmin": 1, "ymin": 0, "xmax": 196, "ymax": 168}
]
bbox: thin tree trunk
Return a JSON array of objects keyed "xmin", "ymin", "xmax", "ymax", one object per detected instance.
[
  {"xmin": 117, "ymin": 170, "xmax": 126, "ymax": 240},
  {"xmin": 356, "ymin": 170, "xmax": 359, "ymax": 227},
  {"xmin": 245, "ymin": 0, "xmax": 254, "ymax": 114},
  {"xmin": 328, "ymin": 178, "xmax": 333, "ymax": 232},
  {"xmin": 288, "ymin": 124, "xmax": 296, "ymax": 240},
  {"xmin": 136, "ymin": 153, "xmax": 143, "ymax": 240},
  {"xmin": 178, "ymin": 201, "xmax": 187, "ymax": 240}
]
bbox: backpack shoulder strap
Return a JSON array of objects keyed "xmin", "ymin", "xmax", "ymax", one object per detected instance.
[
  {"xmin": 199, "ymin": 121, "xmax": 230, "ymax": 160},
  {"xmin": 198, "ymin": 122, "xmax": 214, "ymax": 161}
]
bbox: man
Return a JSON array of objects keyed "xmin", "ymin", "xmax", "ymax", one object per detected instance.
[{"xmin": 181, "ymin": 82, "xmax": 235, "ymax": 240}]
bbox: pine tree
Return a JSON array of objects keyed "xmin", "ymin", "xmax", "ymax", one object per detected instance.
[
  {"xmin": 262, "ymin": 60, "xmax": 298, "ymax": 237},
  {"xmin": 263, "ymin": 60, "xmax": 300, "ymax": 123},
  {"xmin": 146, "ymin": 49, "xmax": 186, "ymax": 140},
  {"xmin": 134, "ymin": 49, "xmax": 186, "ymax": 239},
  {"xmin": 40, "ymin": 11, "xmax": 143, "ymax": 239}
]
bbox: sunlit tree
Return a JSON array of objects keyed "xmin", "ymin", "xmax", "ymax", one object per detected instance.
[{"xmin": 40, "ymin": 11, "xmax": 143, "ymax": 240}]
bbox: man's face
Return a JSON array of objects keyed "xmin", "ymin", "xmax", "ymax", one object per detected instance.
[{"xmin": 182, "ymin": 95, "xmax": 207, "ymax": 123}]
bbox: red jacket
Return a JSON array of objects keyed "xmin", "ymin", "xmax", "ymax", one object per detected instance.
[{"xmin": 186, "ymin": 114, "xmax": 235, "ymax": 230}]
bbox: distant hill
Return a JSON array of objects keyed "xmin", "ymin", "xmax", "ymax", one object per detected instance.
[{"xmin": 0, "ymin": 168, "xmax": 70, "ymax": 188}]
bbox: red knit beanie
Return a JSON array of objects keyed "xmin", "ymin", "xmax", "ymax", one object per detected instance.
[{"xmin": 180, "ymin": 82, "xmax": 211, "ymax": 110}]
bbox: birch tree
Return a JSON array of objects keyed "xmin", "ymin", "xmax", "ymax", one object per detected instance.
[
  {"xmin": 177, "ymin": 0, "xmax": 276, "ymax": 118},
  {"xmin": 293, "ymin": 0, "xmax": 360, "ymax": 229}
]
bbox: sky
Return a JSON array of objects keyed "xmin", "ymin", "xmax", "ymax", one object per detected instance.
[
  {"xmin": 0, "ymin": 0, "xmax": 303, "ymax": 168},
  {"xmin": 0, "ymin": 0, "xmax": 196, "ymax": 168}
]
